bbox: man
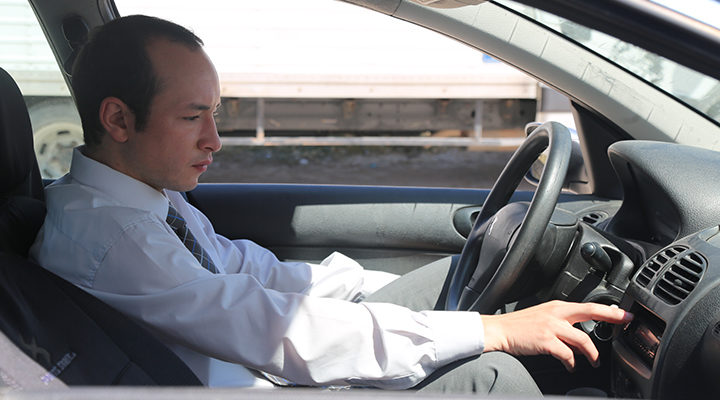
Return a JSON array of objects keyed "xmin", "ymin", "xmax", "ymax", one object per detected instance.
[{"xmin": 31, "ymin": 15, "xmax": 632, "ymax": 393}]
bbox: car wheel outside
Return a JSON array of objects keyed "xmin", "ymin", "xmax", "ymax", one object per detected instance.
[{"xmin": 29, "ymin": 99, "xmax": 84, "ymax": 179}]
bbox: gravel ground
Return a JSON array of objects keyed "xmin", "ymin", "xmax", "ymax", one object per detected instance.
[{"xmin": 201, "ymin": 146, "xmax": 534, "ymax": 190}]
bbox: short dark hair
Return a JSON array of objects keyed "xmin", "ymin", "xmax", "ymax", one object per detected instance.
[{"xmin": 71, "ymin": 15, "xmax": 203, "ymax": 148}]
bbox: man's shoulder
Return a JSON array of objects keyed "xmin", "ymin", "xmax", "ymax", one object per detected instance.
[
  {"xmin": 42, "ymin": 177, "xmax": 168, "ymax": 249},
  {"xmin": 33, "ymin": 178, "xmax": 169, "ymax": 287},
  {"xmin": 44, "ymin": 176, "xmax": 105, "ymax": 211}
]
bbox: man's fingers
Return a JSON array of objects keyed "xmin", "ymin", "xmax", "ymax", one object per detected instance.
[
  {"xmin": 556, "ymin": 323, "xmax": 600, "ymax": 367},
  {"xmin": 546, "ymin": 338, "xmax": 576, "ymax": 372},
  {"xmin": 482, "ymin": 301, "xmax": 633, "ymax": 371},
  {"xmin": 560, "ymin": 301, "xmax": 634, "ymax": 325}
]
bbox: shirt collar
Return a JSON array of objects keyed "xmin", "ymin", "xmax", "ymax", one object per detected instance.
[{"xmin": 68, "ymin": 146, "xmax": 169, "ymax": 219}]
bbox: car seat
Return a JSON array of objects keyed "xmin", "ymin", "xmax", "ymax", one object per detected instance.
[{"xmin": 0, "ymin": 67, "xmax": 201, "ymax": 387}]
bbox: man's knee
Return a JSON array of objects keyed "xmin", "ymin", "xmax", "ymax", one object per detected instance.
[
  {"xmin": 415, "ymin": 352, "xmax": 541, "ymax": 396},
  {"xmin": 364, "ymin": 255, "xmax": 457, "ymax": 311}
]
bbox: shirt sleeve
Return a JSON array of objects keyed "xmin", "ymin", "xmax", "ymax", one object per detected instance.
[
  {"xmin": 226, "ymin": 241, "xmax": 399, "ymax": 301},
  {"xmin": 89, "ymin": 219, "xmax": 485, "ymax": 389}
]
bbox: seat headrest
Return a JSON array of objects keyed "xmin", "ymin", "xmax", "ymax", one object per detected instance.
[{"xmin": 0, "ymin": 68, "xmax": 43, "ymax": 200}]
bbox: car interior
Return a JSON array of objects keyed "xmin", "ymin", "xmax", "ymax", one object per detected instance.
[{"xmin": 2, "ymin": 0, "xmax": 720, "ymax": 398}]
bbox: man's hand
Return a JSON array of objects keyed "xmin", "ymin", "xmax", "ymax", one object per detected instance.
[{"xmin": 481, "ymin": 300, "xmax": 633, "ymax": 371}]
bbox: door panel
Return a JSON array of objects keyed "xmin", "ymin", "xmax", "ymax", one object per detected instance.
[{"xmin": 187, "ymin": 184, "xmax": 536, "ymax": 274}]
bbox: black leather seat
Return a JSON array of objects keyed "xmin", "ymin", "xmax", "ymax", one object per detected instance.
[
  {"xmin": 0, "ymin": 66, "xmax": 201, "ymax": 387},
  {"xmin": 0, "ymin": 68, "xmax": 46, "ymax": 256}
]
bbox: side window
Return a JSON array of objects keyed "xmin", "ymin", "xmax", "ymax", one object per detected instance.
[
  {"xmin": 0, "ymin": 0, "xmax": 83, "ymax": 179},
  {"xmin": 119, "ymin": 0, "xmax": 572, "ymax": 189}
]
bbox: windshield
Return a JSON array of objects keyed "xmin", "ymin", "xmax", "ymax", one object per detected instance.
[{"xmin": 500, "ymin": 0, "xmax": 720, "ymax": 126}]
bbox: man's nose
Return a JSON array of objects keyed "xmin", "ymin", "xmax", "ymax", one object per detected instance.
[{"xmin": 200, "ymin": 116, "xmax": 222, "ymax": 152}]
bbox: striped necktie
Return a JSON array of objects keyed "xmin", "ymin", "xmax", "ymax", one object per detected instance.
[{"xmin": 166, "ymin": 204, "xmax": 218, "ymax": 273}]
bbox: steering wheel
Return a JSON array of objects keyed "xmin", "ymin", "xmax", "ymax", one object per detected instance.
[{"xmin": 445, "ymin": 121, "xmax": 572, "ymax": 314}]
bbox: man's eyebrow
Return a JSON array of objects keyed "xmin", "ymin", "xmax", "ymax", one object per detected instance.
[
  {"xmin": 187, "ymin": 103, "xmax": 222, "ymax": 111},
  {"xmin": 188, "ymin": 103, "xmax": 212, "ymax": 111}
]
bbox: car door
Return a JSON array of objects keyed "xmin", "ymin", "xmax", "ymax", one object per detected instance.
[{"xmin": 187, "ymin": 184, "xmax": 532, "ymax": 275}]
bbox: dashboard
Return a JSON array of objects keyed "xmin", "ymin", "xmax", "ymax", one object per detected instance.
[{"xmin": 598, "ymin": 141, "xmax": 720, "ymax": 398}]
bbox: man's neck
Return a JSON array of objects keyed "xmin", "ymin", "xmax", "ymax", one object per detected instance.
[{"xmin": 80, "ymin": 145, "xmax": 164, "ymax": 193}]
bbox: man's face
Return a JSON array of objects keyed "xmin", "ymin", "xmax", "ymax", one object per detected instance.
[{"xmin": 120, "ymin": 39, "xmax": 222, "ymax": 192}]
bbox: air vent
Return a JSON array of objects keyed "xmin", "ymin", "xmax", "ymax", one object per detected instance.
[
  {"xmin": 636, "ymin": 245, "xmax": 706, "ymax": 305},
  {"xmin": 582, "ymin": 211, "xmax": 608, "ymax": 225},
  {"xmin": 654, "ymin": 250, "xmax": 706, "ymax": 305},
  {"xmin": 635, "ymin": 246, "xmax": 686, "ymax": 288}
]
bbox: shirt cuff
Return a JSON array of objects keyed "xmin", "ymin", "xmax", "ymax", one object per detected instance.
[{"xmin": 422, "ymin": 310, "xmax": 485, "ymax": 365}]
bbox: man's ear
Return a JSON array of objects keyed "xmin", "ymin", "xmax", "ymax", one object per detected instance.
[{"xmin": 98, "ymin": 97, "xmax": 135, "ymax": 143}]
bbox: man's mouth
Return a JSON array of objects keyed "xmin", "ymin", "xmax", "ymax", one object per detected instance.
[{"xmin": 192, "ymin": 158, "xmax": 212, "ymax": 171}]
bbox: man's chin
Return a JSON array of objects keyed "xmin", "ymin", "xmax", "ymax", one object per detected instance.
[{"xmin": 167, "ymin": 179, "xmax": 200, "ymax": 193}]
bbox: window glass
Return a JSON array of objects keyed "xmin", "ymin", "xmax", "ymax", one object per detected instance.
[
  {"xmin": 117, "ymin": 0, "xmax": 558, "ymax": 189},
  {"xmin": 502, "ymin": 0, "xmax": 720, "ymax": 126},
  {"xmin": 0, "ymin": 0, "xmax": 83, "ymax": 179}
]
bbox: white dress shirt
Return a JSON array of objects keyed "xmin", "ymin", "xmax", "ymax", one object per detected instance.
[{"xmin": 30, "ymin": 147, "xmax": 485, "ymax": 389}]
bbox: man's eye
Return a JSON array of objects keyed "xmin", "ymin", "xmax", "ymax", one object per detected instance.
[{"xmin": 183, "ymin": 115, "xmax": 201, "ymax": 121}]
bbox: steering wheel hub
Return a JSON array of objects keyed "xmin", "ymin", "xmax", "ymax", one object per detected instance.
[{"xmin": 469, "ymin": 202, "xmax": 529, "ymax": 291}]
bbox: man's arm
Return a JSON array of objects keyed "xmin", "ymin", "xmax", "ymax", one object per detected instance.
[
  {"xmin": 481, "ymin": 300, "xmax": 633, "ymax": 371},
  {"xmin": 79, "ymin": 216, "xmax": 483, "ymax": 389}
]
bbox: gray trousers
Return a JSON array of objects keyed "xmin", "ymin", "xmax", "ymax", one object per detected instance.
[{"xmin": 364, "ymin": 256, "xmax": 542, "ymax": 396}]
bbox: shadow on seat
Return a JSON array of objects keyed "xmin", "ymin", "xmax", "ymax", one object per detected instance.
[{"xmin": 0, "ymin": 67, "xmax": 201, "ymax": 387}]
